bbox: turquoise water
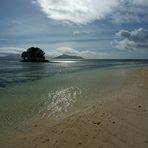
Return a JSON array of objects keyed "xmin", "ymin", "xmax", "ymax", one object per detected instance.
[{"xmin": 0, "ymin": 59, "xmax": 148, "ymax": 134}]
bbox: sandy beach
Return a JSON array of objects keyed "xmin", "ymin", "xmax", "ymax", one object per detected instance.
[{"xmin": 1, "ymin": 67, "xmax": 148, "ymax": 148}]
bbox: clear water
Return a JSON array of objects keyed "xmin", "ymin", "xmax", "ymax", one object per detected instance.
[
  {"xmin": 0, "ymin": 59, "xmax": 148, "ymax": 88},
  {"xmin": 0, "ymin": 59, "xmax": 148, "ymax": 133}
]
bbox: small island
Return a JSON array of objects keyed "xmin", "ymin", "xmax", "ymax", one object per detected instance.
[
  {"xmin": 54, "ymin": 54, "xmax": 84, "ymax": 60},
  {"xmin": 21, "ymin": 47, "xmax": 49, "ymax": 62}
]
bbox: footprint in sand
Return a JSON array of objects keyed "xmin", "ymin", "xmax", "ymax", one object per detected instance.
[
  {"xmin": 59, "ymin": 130, "xmax": 64, "ymax": 135},
  {"xmin": 34, "ymin": 124, "xmax": 38, "ymax": 127},
  {"xmin": 42, "ymin": 138, "xmax": 50, "ymax": 143},
  {"xmin": 112, "ymin": 121, "xmax": 116, "ymax": 124},
  {"xmin": 93, "ymin": 121, "xmax": 101, "ymax": 125},
  {"xmin": 138, "ymin": 105, "xmax": 142, "ymax": 108},
  {"xmin": 138, "ymin": 105, "xmax": 147, "ymax": 112},
  {"xmin": 33, "ymin": 145, "xmax": 37, "ymax": 148},
  {"xmin": 77, "ymin": 142, "xmax": 82, "ymax": 146},
  {"xmin": 32, "ymin": 137, "xmax": 39, "ymax": 142},
  {"xmin": 144, "ymin": 140, "xmax": 148, "ymax": 144}
]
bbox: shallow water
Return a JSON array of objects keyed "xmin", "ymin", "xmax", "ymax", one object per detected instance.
[
  {"xmin": 0, "ymin": 59, "xmax": 148, "ymax": 134},
  {"xmin": 0, "ymin": 59, "xmax": 148, "ymax": 88}
]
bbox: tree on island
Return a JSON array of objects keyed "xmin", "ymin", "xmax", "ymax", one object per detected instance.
[{"xmin": 21, "ymin": 47, "xmax": 48, "ymax": 62}]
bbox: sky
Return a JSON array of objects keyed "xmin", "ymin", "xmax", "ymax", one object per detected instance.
[{"xmin": 0, "ymin": 0, "xmax": 148, "ymax": 59}]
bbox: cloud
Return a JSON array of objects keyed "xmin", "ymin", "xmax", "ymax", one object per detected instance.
[
  {"xmin": 55, "ymin": 47, "xmax": 109, "ymax": 58},
  {"xmin": 32, "ymin": 0, "xmax": 37, "ymax": 4},
  {"xmin": 35, "ymin": 0, "xmax": 148, "ymax": 24},
  {"xmin": 57, "ymin": 47, "xmax": 78, "ymax": 55},
  {"xmin": 0, "ymin": 46, "xmax": 112, "ymax": 59},
  {"xmin": 130, "ymin": 0, "xmax": 148, "ymax": 6},
  {"xmin": 0, "ymin": 47, "xmax": 25, "ymax": 55},
  {"xmin": 113, "ymin": 28, "xmax": 148, "ymax": 50},
  {"xmin": 35, "ymin": 0, "xmax": 119, "ymax": 24},
  {"xmin": 73, "ymin": 30, "xmax": 91, "ymax": 35},
  {"xmin": 111, "ymin": 0, "xmax": 148, "ymax": 23}
]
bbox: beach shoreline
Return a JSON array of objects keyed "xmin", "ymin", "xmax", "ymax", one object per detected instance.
[{"xmin": 1, "ymin": 67, "xmax": 148, "ymax": 148}]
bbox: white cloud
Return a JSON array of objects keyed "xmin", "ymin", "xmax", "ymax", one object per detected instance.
[
  {"xmin": 0, "ymin": 47, "xmax": 113, "ymax": 59},
  {"xmin": 32, "ymin": 0, "xmax": 37, "ymax": 4},
  {"xmin": 0, "ymin": 47, "xmax": 25, "ymax": 55},
  {"xmin": 55, "ymin": 47, "xmax": 110, "ymax": 58},
  {"xmin": 57, "ymin": 47, "xmax": 78, "ymax": 55},
  {"xmin": 35, "ymin": 0, "xmax": 119, "ymax": 24},
  {"xmin": 113, "ymin": 28, "xmax": 148, "ymax": 50},
  {"xmin": 73, "ymin": 30, "xmax": 91, "ymax": 35},
  {"xmin": 35, "ymin": 0, "xmax": 148, "ymax": 24}
]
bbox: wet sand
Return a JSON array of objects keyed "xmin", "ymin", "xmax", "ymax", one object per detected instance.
[{"xmin": 1, "ymin": 68, "xmax": 148, "ymax": 148}]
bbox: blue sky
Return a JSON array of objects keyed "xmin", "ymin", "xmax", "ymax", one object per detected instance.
[{"xmin": 0, "ymin": 0, "xmax": 148, "ymax": 59}]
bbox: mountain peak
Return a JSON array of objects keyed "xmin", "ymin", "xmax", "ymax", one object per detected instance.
[{"xmin": 54, "ymin": 54, "xmax": 84, "ymax": 59}]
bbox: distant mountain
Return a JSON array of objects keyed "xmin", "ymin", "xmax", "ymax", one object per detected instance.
[{"xmin": 54, "ymin": 54, "xmax": 84, "ymax": 59}]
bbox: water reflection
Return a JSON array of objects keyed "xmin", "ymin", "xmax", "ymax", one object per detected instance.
[{"xmin": 38, "ymin": 87, "xmax": 82, "ymax": 118}]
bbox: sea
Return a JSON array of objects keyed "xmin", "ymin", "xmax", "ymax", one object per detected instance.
[{"xmin": 0, "ymin": 59, "xmax": 148, "ymax": 135}]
